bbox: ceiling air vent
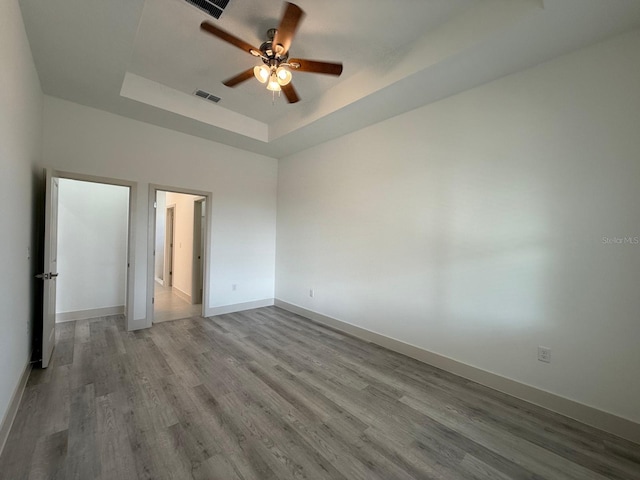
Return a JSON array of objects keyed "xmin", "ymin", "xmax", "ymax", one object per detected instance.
[
  {"xmin": 184, "ymin": 0, "xmax": 230, "ymax": 20},
  {"xmin": 194, "ymin": 89, "xmax": 221, "ymax": 103}
]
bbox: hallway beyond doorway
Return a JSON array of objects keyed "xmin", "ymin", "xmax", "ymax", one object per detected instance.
[{"xmin": 153, "ymin": 282, "xmax": 201, "ymax": 323}]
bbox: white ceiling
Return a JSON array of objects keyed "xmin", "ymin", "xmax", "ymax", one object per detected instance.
[
  {"xmin": 128, "ymin": 0, "xmax": 471, "ymax": 123},
  {"xmin": 19, "ymin": 0, "xmax": 640, "ymax": 158}
]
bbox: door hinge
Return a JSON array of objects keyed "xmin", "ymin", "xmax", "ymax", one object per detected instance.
[
  {"xmin": 154, "ymin": 201, "xmax": 157, "ymax": 209},
  {"xmin": 152, "ymin": 297, "xmax": 155, "ymax": 304}
]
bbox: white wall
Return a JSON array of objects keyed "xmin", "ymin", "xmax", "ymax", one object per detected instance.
[
  {"xmin": 164, "ymin": 191, "xmax": 203, "ymax": 300},
  {"xmin": 43, "ymin": 96, "xmax": 278, "ymax": 328},
  {"xmin": 56, "ymin": 179, "xmax": 129, "ymax": 316},
  {"xmin": 276, "ymin": 30, "xmax": 640, "ymax": 423},
  {"xmin": 0, "ymin": 0, "xmax": 43, "ymax": 434}
]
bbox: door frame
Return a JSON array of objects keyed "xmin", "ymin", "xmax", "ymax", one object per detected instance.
[
  {"xmin": 191, "ymin": 198, "xmax": 205, "ymax": 304},
  {"xmin": 147, "ymin": 185, "xmax": 212, "ymax": 323},
  {"xmin": 47, "ymin": 170, "xmax": 137, "ymax": 330}
]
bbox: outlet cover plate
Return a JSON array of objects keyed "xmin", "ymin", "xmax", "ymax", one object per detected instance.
[{"xmin": 538, "ymin": 346, "xmax": 551, "ymax": 363}]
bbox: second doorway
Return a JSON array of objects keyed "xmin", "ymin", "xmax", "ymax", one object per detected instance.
[{"xmin": 153, "ymin": 190, "xmax": 206, "ymax": 323}]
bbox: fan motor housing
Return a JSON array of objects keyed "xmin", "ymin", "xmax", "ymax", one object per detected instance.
[{"xmin": 259, "ymin": 30, "xmax": 289, "ymax": 66}]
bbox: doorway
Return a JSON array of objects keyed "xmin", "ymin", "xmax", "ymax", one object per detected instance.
[
  {"xmin": 56, "ymin": 179, "xmax": 130, "ymax": 322},
  {"xmin": 37, "ymin": 170, "xmax": 136, "ymax": 367},
  {"xmin": 149, "ymin": 186, "xmax": 211, "ymax": 323}
]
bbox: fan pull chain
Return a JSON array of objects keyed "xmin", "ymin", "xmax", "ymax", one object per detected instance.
[{"xmin": 271, "ymin": 89, "xmax": 282, "ymax": 105}]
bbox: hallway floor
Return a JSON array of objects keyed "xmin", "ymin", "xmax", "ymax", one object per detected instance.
[{"xmin": 153, "ymin": 281, "xmax": 201, "ymax": 323}]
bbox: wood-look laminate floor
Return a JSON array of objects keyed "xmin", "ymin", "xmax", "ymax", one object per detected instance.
[{"xmin": 1, "ymin": 308, "xmax": 639, "ymax": 480}]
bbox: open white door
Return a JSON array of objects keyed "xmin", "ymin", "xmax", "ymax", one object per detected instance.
[{"xmin": 37, "ymin": 170, "xmax": 59, "ymax": 368}]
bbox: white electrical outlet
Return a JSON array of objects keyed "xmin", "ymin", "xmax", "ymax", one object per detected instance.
[
  {"xmin": 309, "ymin": 289, "xmax": 314, "ymax": 298},
  {"xmin": 232, "ymin": 284, "xmax": 237, "ymax": 291},
  {"xmin": 538, "ymin": 346, "xmax": 551, "ymax": 363}
]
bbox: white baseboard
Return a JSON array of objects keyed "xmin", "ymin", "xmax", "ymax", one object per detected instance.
[
  {"xmin": 274, "ymin": 299, "xmax": 640, "ymax": 445},
  {"xmin": 172, "ymin": 286, "xmax": 192, "ymax": 303},
  {"xmin": 0, "ymin": 361, "xmax": 31, "ymax": 457},
  {"xmin": 56, "ymin": 305, "xmax": 124, "ymax": 323},
  {"xmin": 207, "ymin": 298, "xmax": 274, "ymax": 317},
  {"xmin": 154, "ymin": 277, "xmax": 164, "ymax": 286}
]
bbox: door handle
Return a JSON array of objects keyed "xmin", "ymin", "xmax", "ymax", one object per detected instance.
[{"xmin": 35, "ymin": 272, "xmax": 59, "ymax": 280}]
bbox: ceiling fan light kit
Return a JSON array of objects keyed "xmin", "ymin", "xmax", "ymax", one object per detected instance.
[
  {"xmin": 254, "ymin": 65, "xmax": 269, "ymax": 83},
  {"xmin": 253, "ymin": 65, "xmax": 292, "ymax": 91},
  {"xmin": 200, "ymin": 1, "xmax": 343, "ymax": 103},
  {"xmin": 267, "ymin": 72, "xmax": 281, "ymax": 92}
]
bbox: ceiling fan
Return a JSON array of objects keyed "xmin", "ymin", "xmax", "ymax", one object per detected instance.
[{"xmin": 200, "ymin": 2, "xmax": 343, "ymax": 103}]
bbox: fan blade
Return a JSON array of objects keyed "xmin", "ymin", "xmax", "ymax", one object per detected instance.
[
  {"xmin": 201, "ymin": 21, "xmax": 261, "ymax": 56},
  {"xmin": 223, "ymin": 68, "xmax": 255, "ymax": 87},
  {"xmin": 281, "ymin": 82, "xmax": 300, "ymax": 103},
  {"xmin": 272, "ymin": 2, "xmax": 305, "ymax": 56},
  {"xmin": 288, "ymin": 58, "xmax": 343, "ymax": 76}
]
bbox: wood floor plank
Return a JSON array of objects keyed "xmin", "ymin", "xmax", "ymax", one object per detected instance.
[
  {"xmin": 0, "ymin": 386, "xmax": 45, "ymax": 479},
  {"xmin": 360, "ymin": 423, "xmax": 464, "ymax": 480},
  {"xmin": 74, "ymin": 319, "xmax": 91, "ymax": 344},
  {"xmin": 394, "ymin": 366, "xmax": 640, "ymax": 479},
  {"xmin": 159, "ymin": 376, "xmax": 225, "ymax": 458},
  {"xmin": 270, "ymin": 363, "xmax": 369, "ymax": 432},
  {"xmin": 95, "ymin": 392, "xmax": 138, "ymax": 480},
  {"xmin": 65, "ymin": 383, "xmax": 100, "ymax": 480},
  {"xmin": 400, "ymin": 391, "xmax": 611, "ymax": 480},
  {"xmin": 55, "ymin": 322, "xmax": 75, "ymax": 342},
  {"xmin": 50, "ymin": 339, "xmax": 74, "ymax": 367},
  {"xmin": 27, "ymin": 430, "xmax": 68, "ymax": 480},
  {"xmin": 1, "ymin": 308, "xmax": 638, "ymax": 480},
  {"xmin": 193, "ymin": 453, "xmax": 244, "ymax": 480},
  {"xmin": 192, "ymin": 384, "xmax": 280, "ymax": 480},
  {"xmin": 140, "ymin": 424, "xmax": 195, "ymax": 480},
  {"xmin": 122, "ymin": 413, "xmax": 166, "ymax": 480},
  {"xmin": 41, "ymin": 365, "xmax": 71, "ymax": 437}
]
